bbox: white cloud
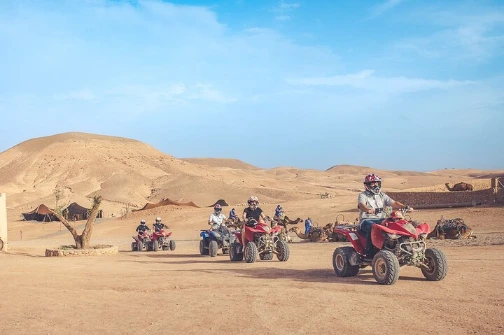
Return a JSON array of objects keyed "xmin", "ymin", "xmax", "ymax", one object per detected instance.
[
  {"xmin": 394, "ymin": 4, "xmax": 504, "ymax": 62},
  {"xmin": 275, "ymin": 15, "xmax": 291, "ymax": 21},
  {"xmin": 273, "ymin": 1, "xmax": 300, "ymax": 21},
  {"xmin": 370, "ymin": 0, "xmax": 403, "ymax": 17},
  {"xmin": 286, "ymin": 70, "xmax": 474, "ymax": 94},
  {"xmin": 278, "ymin": 2, "xmax": 300, "ymax": 11},
  {"xmin": 54, "ymin": 89, "xmax": 97, "ymax": 101}
]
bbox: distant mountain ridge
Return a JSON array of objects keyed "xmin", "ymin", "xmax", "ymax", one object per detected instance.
[{"xmin": 0, "ymin": 132, "xmax": 500, "ymax": 216}]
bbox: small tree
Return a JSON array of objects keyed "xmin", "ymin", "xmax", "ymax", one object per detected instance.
[
  {"xmin": 51, "ymin": 195, "xmax": 103, "ymax": 249},
  {"xmin": 53, "ymin": 186, "xmax": 63, "ymax": 209}
]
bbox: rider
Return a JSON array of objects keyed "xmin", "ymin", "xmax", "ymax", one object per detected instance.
[
  {"xmin": 358, "ymin": 173, "xmax": 413, "ymax": 258},
  {"xmin": 305, "ymin": 217, "xmax": 313, "ymax": 235},
  {"xmin": 136, "ymin": 219, "xmax": 151, "ymax": 234},
  {"xmin": 241, "ymin": 195, "xmax": 267, "ymax": 250},
  {"xmin": 208, "ymin": 204, "xmax": 227, "ymax": 230},
  {"xmin": 153, "ymin": 217, "xmax": 167, "ymax": 232},
  {"xmin": 272, "ymin": 204, "xmax": 285, "ymax": 228},
  {"xmin": 229, "ymin": 207, "xmax": 237, "ymax": 221},
  {"xmin": 274, "ymin": 205, "xmax": 284, "ymax": 219}
]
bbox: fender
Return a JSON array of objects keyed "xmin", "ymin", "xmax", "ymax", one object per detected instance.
[{"xmin": 334, "ymin": 228, "xmax": 366, "ymax": 255}]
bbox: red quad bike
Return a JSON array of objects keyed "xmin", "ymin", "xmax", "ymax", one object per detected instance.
[
  {"xmin": 131, "ymin": 230, "xmax": 152, "ymax": 252},
  {"xmin": 150, "ymin": 229, "xmax": 176, "ymax": 252},
  {"xmin": 332, "ymin": 209, "xmax": 448, "ymax": 285},
  {"xmin": 229, "ymin": 218, "xmax": 290, "ymax": 263}
]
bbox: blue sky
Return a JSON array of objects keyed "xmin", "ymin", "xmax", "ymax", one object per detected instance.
[{"xmin": 1, "ymin": 0, "xmax": 503, "ymax": 171}]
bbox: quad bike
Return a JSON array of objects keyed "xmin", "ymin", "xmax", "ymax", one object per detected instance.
[
  {"xmin": 199, "ymin": 224, "xmax": 236, "ymax": 257},
  {"xmin": 330, "ymin": 214, "xmax": 358, "ymax": 242},
  {"xmin": 131, "ymin": 230, "xmax": 152, "ymax": 251},
  {"xmin": 229, "ymin": 218, "xmax": 290, "ymax": 263},
  {"xmin": 150, "ymin": 228, "xmax": 176, "ymax": 252},
  {"xmin": 332, "ymin": 208, "xmax": 448, "ymax": 285}
]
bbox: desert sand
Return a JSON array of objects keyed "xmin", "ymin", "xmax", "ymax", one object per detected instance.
[{"xmin": 1, "ymin": 132, "xmax": 503, "ymax": 335}]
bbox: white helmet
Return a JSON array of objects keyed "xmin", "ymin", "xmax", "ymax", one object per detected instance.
[
  {"xmin": 248, "ymin": 196, "xmax": 259, "ymax": 209},
  {"xmin": 155, "ymin": 217, "xmax": 161, "ymax": 223}
]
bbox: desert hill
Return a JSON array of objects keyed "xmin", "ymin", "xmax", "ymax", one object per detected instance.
[
  {"xmin": 181, "ymin": 158, "xmax": 259, "ymax": 170},
  {"xmin": 0, "ymin": 132, "xmax": 501, "ymax": 219}
]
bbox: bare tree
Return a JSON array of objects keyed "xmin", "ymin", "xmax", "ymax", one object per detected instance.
[
  {"xmin": 51, "ymin": 195, "xmax": 103, "ymax": 249},
  {"xmin": 53, "ymin": 186, "xmax": 63, "ymax": 209}
]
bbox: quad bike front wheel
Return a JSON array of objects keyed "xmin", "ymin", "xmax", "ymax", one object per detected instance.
[
  {"xmin": 421, "ymin": 248, "xmax": 448, "ymax": 281},
  {"xmin": 372, "ymin": 250, "xmax": 400, "ymax": 285},
  {"xmin": 244, "ymin": 242, "xmax": 258, "ymax": 263},
  {"xmin": 152, "ymin": 240, "xmax": 159, "ymax": 252},
  {"xmin": 131, "ymin": 242, "xmax": 136, "ymax": 251},
  {"xmin": 209, "ymin": 240, "xmax": 218, "ymax": 257},
  {"xmin": 276, "ymin": 240, "xmax": 290, "ymax": 262},
  {"xmin": 136, "ymin": 241, "xmax": 143, "ymax": 252},
  {"xmin": 169, "ymin": 240, "xmax": 176, "ymax": 251},
  {"xmin": 333, "ymin": 246, "xmax": 360, "ymax": 277}
]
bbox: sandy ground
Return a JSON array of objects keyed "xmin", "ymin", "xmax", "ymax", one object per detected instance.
[{"xmin": 1, "ymin": 205, "xmax": 504, "ymax": 335}]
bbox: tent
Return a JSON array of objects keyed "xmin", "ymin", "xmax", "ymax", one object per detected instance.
[
  {"xmin": 133, "ymin": 198, "xmax": 199, "ymax": 212},
  {"xmin": 208, "ymin": 199, "xmax": 229, "ymax": 207},
  {"xmin": 63, "ymin": 202, "xmax": 103, "ymax": 221},
  {"xmin": 22, "ymin": 204, "xmax": 59, "ymax": 222}
]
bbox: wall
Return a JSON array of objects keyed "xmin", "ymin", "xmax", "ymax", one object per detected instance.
[{"xmin": 387, "ymin": 189, "xmax": 498, "ymax": 209}]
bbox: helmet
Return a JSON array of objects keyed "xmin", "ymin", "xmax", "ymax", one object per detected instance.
[
  {"xmin": 140, "ymin": 219, "xmax": 146, "ymax": 225},
  {"xmin": 389, "ymin": 210, "xmax": 404, "ymax": 220},
  {"xmin": 364, "ymin": 173, "xmax": 382, "ymax": 194},
  {"xmin": 155, "ymin": 217, "xmax": 161, "ymax": 223},
  {"xmin": 248, "ymin": 196, "xmax": 259, "ymax": 209},
  {"xmin": 214, "ymin": 204, "xmax": 222, "ymax": 212}
]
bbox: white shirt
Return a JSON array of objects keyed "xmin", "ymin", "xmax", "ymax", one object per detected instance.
[
  {"xmin": 209, "ymin": 213, "xmax": 227, "ymax": 228},
  {"xmin": 358, "ymin": 191, "xmax": 393, "ymax": 222}
]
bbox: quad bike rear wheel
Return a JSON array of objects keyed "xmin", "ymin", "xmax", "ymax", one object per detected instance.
[
  {"xmin": 333, "ymin": 246, "xmax": 360, "ymax": 277},
  {"xmin": 169, "ymin": 240, "xmax": 176, "ymax": 251},
  {"xmin": 421, "ymin": 248, "xmax": 448, "ymax": 281},
  {"xmin": 229, "ymin": 242, "xmax": 243, "ymax": 261},
  {"xmin": 209, "ymin": 240, "xmax": 218, "ymax": 257},
  {"xmin": 244, "ymin": 242, "xmax": 258, "ymax": 263},
  {"xmin": 372, "ymin": 250, "xmax": 400, "ymax": 285},
  {"xmin": 276, "ymin": 240, "xmax": 290, "ymax": 262},
  {"xmin": 200, "ymin": 240, "xmax": 208, "ymax": 255}
]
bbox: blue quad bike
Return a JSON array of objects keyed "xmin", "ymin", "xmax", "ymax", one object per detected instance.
[{"xmin": 199, "ymin": 226, "xmax": 235, "ymax": 257}]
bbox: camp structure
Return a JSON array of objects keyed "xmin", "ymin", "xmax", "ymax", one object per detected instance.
[
  {"xmin": 62, "ymin": 202, "xmax": 103, "ymax": 221},
  {"xmin": 133, "ymin": 198, "xmax": 199, "ymax": 211},
  {"xmin": 208, "ymin": 199, "xmax": 229, "ymax": 207},
  {"xmin": 22, "ymin": 204, "xmax": 59, "ymax": 222}
]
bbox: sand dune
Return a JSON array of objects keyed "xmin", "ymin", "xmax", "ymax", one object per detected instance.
[{"xmin": 0, "ymin": 132, "xmax": 502, "ymax": 218}]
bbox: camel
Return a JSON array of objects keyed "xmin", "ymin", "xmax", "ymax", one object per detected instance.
[
  {"xmin": 270, "ymin": 215, "xmax": 302, "ymax": 229},
  {"xmin": 289, "ymin": 226, "xmax": 328, "ymax": 242},
  {"xmin": 445, "ymin": 182, "xmax": 474, "ymax": 191},
  {"xmin": 427, "ymin": 218, "xmax": 474, "ymax": 239}
]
